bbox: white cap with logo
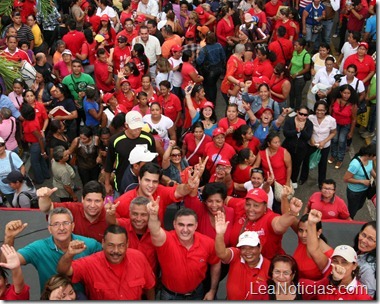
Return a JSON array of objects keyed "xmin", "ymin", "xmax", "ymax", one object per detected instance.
[
  {"xmin": 237, "ymin": 231, "xmax": 260, "ymax": 247},
  {"xmin": 332, "ymin": 245, "xmax": 357, "ymax": 263},
  {"xmin": 125, "ymin": 111, "xmax": 144, "ymax": 130}
]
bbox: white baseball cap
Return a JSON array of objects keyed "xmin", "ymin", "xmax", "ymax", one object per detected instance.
[
  {"xmin": 62, "ymin": 49, "xmax": 72, "ymax": 56},
  {"xmin": 125, "ymin": 111, "xmax": 144, "ymax": 129},
  {"xmin": 128, "ymin": 145, "xmax": 158, "ymax": 164},
  {"xmin": 237, "ymin": 231, "xmax": 260, "ymax": 247},
  {"xmin": 332, "ymin": 245, "xmax": 357, "ymax": 263}
]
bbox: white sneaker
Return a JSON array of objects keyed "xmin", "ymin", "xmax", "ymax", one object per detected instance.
[{"xmin": 292, "ymin": 182, "xmax": 298, "ymax": 189}]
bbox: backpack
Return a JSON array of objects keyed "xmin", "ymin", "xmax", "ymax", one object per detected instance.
[{"xmin": 16, "ymin": 191, "xmax": 39, "ymax": 209}]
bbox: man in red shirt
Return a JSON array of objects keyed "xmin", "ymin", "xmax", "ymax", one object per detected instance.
[
  {"xmin": 57, "ymin": 225, "xmax": 156, "ymax": 300},
  {"xmin": 115, "ymin": 162, "xmax": 200, "ymax": 222},
  {"xmin": 269, "ymin": 26, "xmax": 294, "ymax": 67},
  {"xmin": 105, "ymin": 196, "xmax": 158, "ymax": 275},
  {"xmin": 1, "ymin": 36, "xmax": 31, "ymax": 64},
  {"xmin": 346, "ymin": 0, "xmax": 368, "ymax": 32},
  {"xmin": 94, "ymin": 48, "xmax": 114, "ymax": 93},
  {"xmin": 37, "ymin": 181, "xmax": 108, "ymax": 242},
  {"xmin": 147, "ymin": 200, "xmax": 221, "ymax": 300},
  {"xmin": 304, "ymin": 179, "xmax": 351, "ymax": 220},
  {"xmin": 195, "ymin": 6, "xmax": 216, "ymax": 28},
  {"xmin": 116, "ymin": 18, "xmax": 138, "ymax": 47},
  {"xmin": 62, "ymin": 19, "xmax": 85, "ymax": 58},
  {"xmin": 215, "ymin": 216, "xmax": 270, "ymax": 300}
]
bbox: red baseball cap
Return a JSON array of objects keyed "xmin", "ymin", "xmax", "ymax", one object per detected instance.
[
  {"xmin": 195, "ymin": 6, "xmax": 205, "ymax": 15},
  {"xmin": 358, "ymin": 42, "xmax": 369, "ymax": 49},
  {"xmin": 102, "ymin": 92, "xmax": 115, "ymax": 103},
  {"xmin": 101, "ymin": 14, "xmax": 109, "ymax": 22},
  {"xmin": 135, "ymin": 15, "xmax": 146, "ymax": 23},
  {"xmin": 201, "ymin": 101, "xmax": 214, "ymax": 109},
  {"xmin": 244, "ymin": 62, "xmax": 255, "ymax": 76},
  {"xmin": 245, "ymin": 188, "xmax": 268, "ymax": 203},
  {"xmin": 171, "ymin": 44, "xmax": 183, "ymax": 52},
  {"xmin": 212, "ymin": 127, "xmax": 226, "ymax": 137},
  {"xmin": 252, "ymin": 76, "xmax": 270, "ymax": 85},
  {"xmin": 262, "ymin": 107, "xmax": 274, "ymax": 115},
  {"xmin": 217, "ymin": 159, "xmax": 231, "ymax": 167}
]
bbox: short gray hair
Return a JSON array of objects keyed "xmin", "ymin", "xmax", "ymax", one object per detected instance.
[
  {"xmin": 234, "ymin": 43, "xmax": 245, "ymax": 54},
  {"xmin": 129, "ymin": 196, "xmax": 150, "ymax": 210},
  {"xmin": 48, "ymin": 207, "xmax": 74, "ymax": 224},
  {"xmin": 0, "ymin": 107, "xmax": 12, "ymax": 119},
  {"xmin": 53, "ymin": 146, "xmax": 65, "ymax": 162}
]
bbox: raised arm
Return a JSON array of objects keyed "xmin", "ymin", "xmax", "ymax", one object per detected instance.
[
  {"xmin": 0, "ymin": 245, "xmax": 26, "ymax": 294},
  {"xmin": 1, "ymin": 221, "xmax": 28, "ymax": 265},
  {"xmin": 147, "ymin": 196, "xmax": 167, "ymax": 247},
  {"xmin": 57, "ymin": 240, "xmax": 87, "ymax": 276},
  {"xmin": 104, "ymin": 201, "xmax": 120, "ymax": 225},
  {"xmin": 214, "ymin": 211, "xmax": 232, "ymax": 263},
  {"xmin": 37, "ymin": 187, "xmax": 57, "ymax": 213},
  {"xmin": 272, "ymin": 197, "xmax": 302, "ymax": 234}
]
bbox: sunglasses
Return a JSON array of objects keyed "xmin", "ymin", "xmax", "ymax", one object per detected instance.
[
  {"xmin": 171, "ymin": 153, "xmax": 181, "ymax": 157},
  {"xmin": 251, "ymin": 168, "xmax": 264, "ymax": 175},
  {"xmin": 298, "ymin": 112, "xmax": 308, "ymax": 117}
]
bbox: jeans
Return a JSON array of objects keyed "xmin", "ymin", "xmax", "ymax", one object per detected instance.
[
  {"xmin": 289, "ymin": 77, "xmax": 305, "ymax": 109},
  {"xmin": 300, "ymin": 145, "xmax": 330, "ymax": 186},
  {"xmin": 305, "ymin": 24, "xmax": 321, "ymax": 51},
  {"xmin": 346, "ymin": 187, "xmax": 367, "ymax": 219},
  {"xmin": 321, "ymin": 19, "xmax": 334, "ymax": 45},
  {"xmin": 203, "ymin": 66, "xmax": 223, "ymax": 104},
  {"xmin": 30, "ymin": 142, "xmax": 50, "ymax": 184},
  {"xmin": 330, "ymin": 123, "xmax": 350, "ymax": 162},
  {"xmin": 160, "ymin": 283, "xmax": 204, "ymax": 300}
]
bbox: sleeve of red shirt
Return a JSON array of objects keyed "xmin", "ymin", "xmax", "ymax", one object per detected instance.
[
  {"xmin": 216, "ymin": 21, "xmax": 228, "ymax": 45},
  {"xmin": 71, "ymin": 256, "xmax": 90, "ymax": 284},
  {"xmin": 203, "ymin": 234, "xmax": 220, "ymax": 265},
  {"xmin": 172, "ymin": 94, "xmax": 182, "ymax": 111},
  {"xmin": 183, "ymin": 195, "xmax": 204, "ymax": 217},
  {"xmin": 3, "ymin": 284, "xmax": 30, "ymax": 300},
  {"xmin": 338, "ymin": 198, "xmax": 350, "ymax": 219},
  {"xmin": 218, "ymin": 118, "xmax": 229, "ymax": 130},
  {"xmin": 343, "ymin": 55, "xmax": 353, "ymax": 71},
  {"xmin": 81, "ymin": 41, "xmax": 89, "ymax": 56}
]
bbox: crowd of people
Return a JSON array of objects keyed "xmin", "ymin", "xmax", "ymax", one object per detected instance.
[{"xmin": 0, "ymin": 0, "xmax": 377, "ymax": 300}]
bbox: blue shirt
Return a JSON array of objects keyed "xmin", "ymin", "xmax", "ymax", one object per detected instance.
[
  {"xmin": 305, "ymin": 3, "xmax": 325, "ymax": 25},
  {"xmin": 18, "ymin": 234, "xmax": 102, "ymax": 292},
  {"xmin": 249, "ymin": 120, "xmax": 280, "ymax": 144},
  {"xmin": 83, "ymin": 98, "xmax": 100, "ymax": 127},
  {"xmin": 0, "ymin": 151, "xmax": 24, "ymax": 194},
  {"xmin": 347, "ymin": 157, "xmax": 373, "ymax": 192},
  {"xmin": 365, "ymin": 15, "xmax": 376, "ymax": 41},
  {"xmin": 242, "ymin": 92, "xmax": 280, "ymax": 120},
  {"xmin": 0, "ymin": 95, "xmax": 21, "ymax": 119},
  {"xmin": 191, "ymin": 111, "xmax": 217, "ymax": 137}
]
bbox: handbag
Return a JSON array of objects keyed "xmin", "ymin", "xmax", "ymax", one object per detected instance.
[
  {"xmin": 302, "ymin": 52, "xmax": 312, "ymax": 81},
  {"xmin": 309, "ymin": 149, "xmax": 321, "ymax": 170},
  {"xmin": 355, "ymin": 156, "xmax": 376, "ymax": 199},
  {"xmin": 265, "ymin": 148, "xmax": 294, "ymax": 202},
  {"xmin": 312, "ymin": 24, "xmax": 323, "ymax": 33},
  {"xmin": 356, "ymin": 101, "xmax": 367, "ymax": 115}
]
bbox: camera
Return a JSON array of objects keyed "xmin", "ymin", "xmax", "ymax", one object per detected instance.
[{"xmin": 334, "ymin": 74, "xmax": 344, "ymax": 82}]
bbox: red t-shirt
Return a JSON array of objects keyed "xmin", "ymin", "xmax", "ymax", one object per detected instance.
[
  {"xmin": 347, "ymin": 6, "xmax": 368, "ymax": 32},
  {"xmin": 231, "ymin": 137, "xmax": 260, "ymax": 155},
  {"xmin": 127, "ymin": 74, "xmax": 142, "ymax": 90},
  {"xmin": 157, "ymin": 93, "xmax": 182, "ymax": 127},
  {"xmin": 53, "ymin": 202, "xmax": 108, "ymax": 242},
  {"xmin": 227, "ymin": 197, "xmax": 285, "ymax": 260},
  {"xmin": 232, "ymin": 165, "xmax": 252, "ymax": 197},
  {"xmin": 22, "ymin": 118, "xmax": 40, "ymax": 143},
  {"xmin": 216, "ymin": 16, "xmax": 235, "ymax": 47},
  {"xmin": 264, "ymin": 0, "xmax": 283, "ymax": 17},
  {"xmin": 183, "ymin": 132, "xmax": 213, "ymax": 166},
  {"xmin": 247, "ymin": 9, "xmax": 268, "ymax": 29},
  {"xmin": 226, "ymin": 249, "xmax": 270, "ymax": 300},
  {"xmin": 268, "ymin": 38, "xmax": 294, "ymax": 68},
  {"xmin": 221, "ymin": 55, "xmax": 244, "ymax": 94},
  {"xmin": 269, "ymin": 75, "xmax": 290, "ymax": 103},
  {"xmin": 218, "ymin": 117, "xmax": 247, "ymax": 146},
  {"xmin": 343, "ymin": 54, "xmax": 375, "ymax": 85},
  {"xmin": 115, "ymin": 91, "xmax": 135, "ymax": 112},
  {"xmin": 71, "ymin": 250, "xmax": 155, "ymax": 300},
  {"xmin": 293, "ymin": 242, "xmax": 333, "ymax": 280},
  {"xmin": 120, "ymin": 11, "xmax": 133, "ymax": 26},
  {"xmin": 306, "ymin": 192, "xmax": 350, "ymax": 220},
  {"xmin": 181, "ymin": 62, "xmax": 198, "ymax": 89},
  {"xmin": 115, "ymin": 185, "xmax": 180, "ymax": 222},
  {"xmin": 0, "ymin": 284, "xmax": 30, "ymax": 300},
  {"xmin": 116, "ymin": 29, "xmax": 138, "ymax": 47},
  {"xmin": 156, "ymin": 230, "xmax": 220, "ymax": 293},
  {"xmin": 184, "ymin": 195, "xmax": 234, "ymax": 246},
  {"xmin": 203, "ymin": 141, "xmax": 236, "ymax": 173},
  {"xmin": 112, "ymin": 46, "xmax": 131, "ymax": 73},
  {"xmin": 272, "ymin": 19, "xmax": 296, "ymax": 41},
  {"xmin": 94, "ymin": 60, "xmax": 114, "ymax": 92},
  {"xmin": 62, "ymin": 30, "xmax": 86, "ymax": 57},
  {"xmin": 81, "ymin": 40, "xmax": 97, "ymax": 65},
  {"xmin": 251, "ymin": 57, "xmax": 274, "ymax": 79},
  {"xmin": 2, "ymin": 48, "xmax": 31, "ymax": 64},
  {"xmin": 259, "ymin": 147, "xmax": 287, "ymax": 185},
  {"xmin": 117, "ymin": 218, "xmax": 158, "ymax": 274}
]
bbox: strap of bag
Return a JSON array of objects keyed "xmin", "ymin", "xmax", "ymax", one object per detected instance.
[
  {"xmin": 9, "ymin": 151, "xmax": 16, "ymax": 171},
  {"xmin": 16, "ymin": 191, "xmax": 33, "ymax": 208},
  {"xmin": 355, "ymin": 79, "xmax": 359, "ymax": 93},
  {"xmin": 278, "ymin": 40, "xmax": 287, "ymax": 64},
  {"xmin": 355, "ymin": 156, "xmax": 370, "ymax": 181},
  {"xmin": 265, "ymin": 148, "xmax": 274, "ymax": 177},
  {"xmin": 4, "ymin": 119, "xmax": 14, "ymax": 143},
  {"xmin": 210, "ymin": 144, "xmax": 224, "ymax": 171},
  {"xmin": 70, "ymin": 74, "xmax": 80, "ymax": 93},
  {"xmin": 186, "ymin": 134, "xmax": 206, "ymax": 162}
]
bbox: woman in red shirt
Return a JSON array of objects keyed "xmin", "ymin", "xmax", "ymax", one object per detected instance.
[
  {"xmin": 23, "ymin": 90, "xmax": 49, "ymax": 133},
  {"xmin": 20, "ymin": 103, "xmax": 49, "ymax": 184},
  {"xmin": 269, "ymin": 63, "xmax": 291, "ymax": 111},
  {"xmin": 180, "ymin": 50, "xmax": 204, "ymax": 89},
  {"xmin": 135, "ymin": 75, "xmax": 158, "ymax": 104},
  {"xmin": 251, "ymin": 45, "xmax": 276, "ymax": 80},
  {"xmin": 271, "ymin": 7, "xmax": 296, "ymax": 41},
  {"xmin": 96, "ymin": 15, "xmax": 116, "ymax": 51},
  {"xmin": 182, "ymin": 122, "xmax": 212, "ymax": 166},
  {"xmin": 247, "ymin": 0, "xmax": 268, "ymax": 33},
  {"xmin": 231, "ymin": 124, "xmax": 260, "ymax": 155},
  {"xmin": 329, "ymin": 84, "xmax": 358, "ymax": 169},
  {"xmin": 123, "ymin": 62, "xmax": 141, "ymax": 90},
  {"xmin": 115, "ymin": 77, "xmax": 135, "ymax": 112},
  {"xmin": 216, "ymin": 5, "xmax": 235, "ymax": 48},
  {"xmin": 218, "ymin": 104, "xmax": 246, "ymax": 146},
  {"xmin": 293, "ymin": 213, "xmax": 333, "ymax": 280},
  {"xmin": 231, "ymin": 148, "xmax": 256, "ymax": 198}
]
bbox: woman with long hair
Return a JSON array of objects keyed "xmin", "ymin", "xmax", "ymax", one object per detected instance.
[
  {"xmin": 180, "ymin": 49, "xmax": 204, "ymax": 90},
  {"xmin": 269, "ymin": 63, "xmax": 291, "ymax": 112},
  {"xmin": 31, "ymin": 73, "xmax": 54, "ymax": 108},
  {"xmin": 282, "ymin": 106, "xmax": 313, "ymax": 188},
  {"xmin": 155, "ymin": 58, "xmax": 173, "ymax": 92},
  {"xmin": 20, "ymin": 103, "xmax": 50, "ymax": 185},
  {"xmin": 218, "ymin": 103, "xmax": 247, "ymax": 146},
  {"xmin": 23, "ymin": 90, "xmax": 49, "ymax": 134},
  {"xmin": 70, "ymin": 0, "xmax": 86, "ymax": 31},
  {"xmin": 251, "ymin": 44, "xmax": 276, "ymax": 80},
  {"xmin": 353, "ymin": 221, "xmax": 376, "ymax": 298},
  {"xmin": 76, "ymin": 28, "xmax": 97, "ymax": 75},
  {"xmin": 122, "ymin": 61, "xmax": 141, "ymax": 90},
  {"xmin": 96, "ymin": 14, "xmax": 116, "ymax": 51},
  {"xmin": 131, "ymin": 43, "xmax": 149, "ymax": 76},
  {"xmin": 343, "ymin": 143, "xmax": 376, "ymax": 219},
  {"xmin": 184, "ymin": 11, "xmax": 199, "ymax": 38},
  {"xmin": 231, "ymin": 148, "xmax": 256, "ymax": 197},
  {"xmin": 46, "ymin": 120, "xmax": 70, "ymax": 159},
  {"xmin": 183, "ymin": 83, "xmax": 207, "ymax": 130},
  {"xmin": 182, "ymin": 121, "xmax": 212, "ymax": 166},
  {"xmin": 216, "ymin": 5, "xmax": 236, "ymax": 52},
  {"xmin": 231, "ymin": 124, "xmax": 260, "ymax": 155},
  {"xmin": 328, "ymin": 84, "xmax": 358, "ymax": 169}
]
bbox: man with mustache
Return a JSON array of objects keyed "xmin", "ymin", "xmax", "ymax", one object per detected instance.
[{"xmin": 57, "ymin": 225, "xmax": 155, "ymax": 300}]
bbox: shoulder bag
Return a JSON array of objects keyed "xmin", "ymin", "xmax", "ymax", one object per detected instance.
[{"xmin": 355, "ymin": 156, "xmax": 376, "ymax": 199}]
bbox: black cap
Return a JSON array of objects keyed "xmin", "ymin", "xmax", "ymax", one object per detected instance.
[{"xmin": 2, "ymin": 171, "xmax": 24, "ymax": 184}]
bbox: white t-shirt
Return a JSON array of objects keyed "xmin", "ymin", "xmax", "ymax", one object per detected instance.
[
  {"xmin": 243, "ymin": 183, "xmax": 274, "ymax": 210},
  {"xmin": 143, "ymin": 114, "xmax": 173, "ymax": 141},
  {"xmin": 132, "ymin": 35, "xmax": 161, "ymax": 65},
  {"xmin": 339, "ymin": 76, "xmax": 365, "ymax": 94},
  {"xmin": 155, "ymin": 72, "xmax": 174, "ymax": 90},
  {"xmin": 168, "ymin": 57, "xmax": 183, "ymax": 87},
  {"xmin": 137, "ymin": 0, "xmax": 159, "ymax": 17},
  {"xmin": 308, "ymin": 114, "xmax": 337, "ymax": 148},
  {"xmin": 339, "ymin": 42, "xmax": 358, "ymax": 72},
  {"xmin": 96, "ymin": 6, "xmax": 117, "ymax": 28}
]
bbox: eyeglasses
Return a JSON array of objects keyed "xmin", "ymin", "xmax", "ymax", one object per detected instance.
[
  {"xmin": 360, "ymin": 231, "xmax": 376, "ymax": 244},
  {"xmin": 298, "ymin": 112, "xmax": 308, "ymax": 117},
  {"xmin": 171, "ymin": 153, "xmax": 181, "ymax": 157},
  {"xmin": 49, "ymin": 221, "xmax": 72, "ymax": 228},
  {"xmin": 273, "ymin": 270, "xmax": 292, "ymax": 277},
  {"xmin": 216, "ymin": 166, "xmax": 226, "ymax": 171}
]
